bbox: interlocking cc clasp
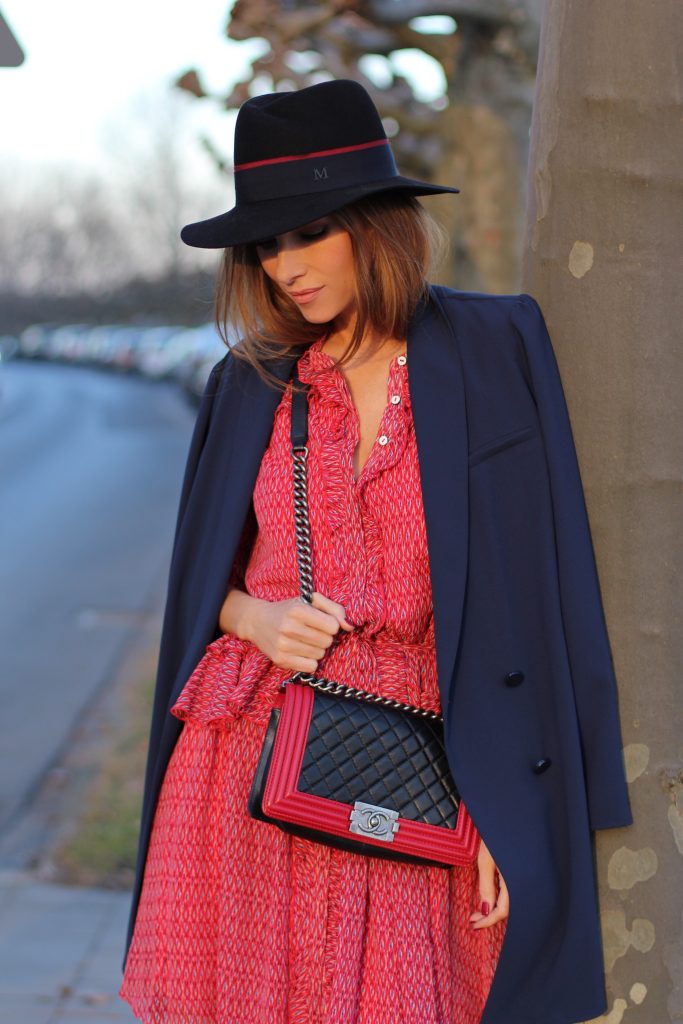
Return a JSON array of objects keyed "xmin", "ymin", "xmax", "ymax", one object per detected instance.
[{"xmin": 349, "ymin": 801, "xmax": 400, "ymax": 842}]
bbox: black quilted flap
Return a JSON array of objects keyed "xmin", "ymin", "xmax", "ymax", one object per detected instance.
[{"xmin": 298, "ymin": 691, "xmax": 460, "ymax": 828}]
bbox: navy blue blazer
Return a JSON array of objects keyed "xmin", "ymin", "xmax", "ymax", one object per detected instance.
[{"xmin": 122, "ymin": 286, "xmax": 633, "ymax": 1024}]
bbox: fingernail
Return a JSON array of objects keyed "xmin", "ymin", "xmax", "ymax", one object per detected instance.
[{"xmin": 480, "ymin": 901, "xmax": 491, "ymax": 916}]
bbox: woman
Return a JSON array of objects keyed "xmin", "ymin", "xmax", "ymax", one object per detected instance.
[{"xmin": 120, "ymin": 80, "xmax": 633, "ymax": 1024}]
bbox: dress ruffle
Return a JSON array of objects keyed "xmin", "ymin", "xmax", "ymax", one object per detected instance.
[
  {"xmin": 170, "ymin": 633, "xmax": 289, "ymax": 728},
  {"xmin": 171, "ymin": 627, "xmax": 441, "ymax": 730}
]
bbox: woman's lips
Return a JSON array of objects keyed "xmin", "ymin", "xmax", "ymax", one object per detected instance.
[{"xmin": 289, "ymin": 286, "xmax": 323, "ymax": 305}]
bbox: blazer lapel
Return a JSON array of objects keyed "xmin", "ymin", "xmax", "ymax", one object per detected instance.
[
  {"xmin": 408, "ymin": 286, "xmax": 469, "ymax": 719},
  {"xmin": 173, "ymin": 285, "xmax": 469, "ymax": 721}
]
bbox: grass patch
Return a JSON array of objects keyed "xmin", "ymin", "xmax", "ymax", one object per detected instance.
[{"xmin": 51, "ymin": 668, "xmax": 156, "ymax": 889}]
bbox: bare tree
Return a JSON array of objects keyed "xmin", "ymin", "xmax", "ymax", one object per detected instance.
[
  {"xmin": 0, "ymin": 87, "xmax": 228, "ymax": 305},
  {"xmin": 100, "ymin": 88, "xmax": 228, "ymax": 280},
  {"xmin": 0, "ymin": 164, "xmax": 130, "ymax": 296}
]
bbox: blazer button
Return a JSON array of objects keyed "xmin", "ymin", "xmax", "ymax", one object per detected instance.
[
  {"xmin": 504, "ymin": 670, "xmax": 525, "ymax": 687},
  {"xmin": 532, "ymin": 758, "xmax": 552, "ymax": 774}
]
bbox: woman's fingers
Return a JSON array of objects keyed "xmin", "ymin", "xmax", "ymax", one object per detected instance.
[
  {"xmin": 470, "ymin": 869, "xmax": 510, "ymax": 930},
  {"xmin": 469, "ymin": 852, "xmax": 497, "ymax": 927},
  {"xmin": 469, "ymin": 836, "xmax": 510, "ymax": 930},
  {"xmin": 310, "ymin": 591, "xmax": 354, "ymax": 630},
  {"xmin": 282, "ymin": 598, "xmax": 342, "ymax": 652}
]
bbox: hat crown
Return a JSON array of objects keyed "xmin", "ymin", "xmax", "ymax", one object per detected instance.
[
  {"xmin": 180, "ymin": 79, "xmax": 460, "ymax": 249},
  {"xmin": 234, "ymin": 79, "xmax": 388, "ymax": 167}
]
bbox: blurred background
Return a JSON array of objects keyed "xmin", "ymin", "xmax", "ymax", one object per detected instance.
[
  {"xmin": 2, "ymin": 1, "xmax": 681, "ymax": 1022},
  {"xmin": 3, "ymin": 0, "xmax": 625, "ymax": 1020},
  {"xmin": 1, "ymin": 0, "xmax": 545, "ymax": 1017}
]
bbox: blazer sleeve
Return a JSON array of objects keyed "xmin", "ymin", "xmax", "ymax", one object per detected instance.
[
  {"xmin": 141, "ymin": 350, "xmax": 232, "ymax": 780},
  {"xmin": 170, "ymin": 351, "xmax": 231, "ymax": 560},
  {"xmin": 226, "ymin": 501, "xmax": 258, "ymax": 592},
  {"xmin": 511, "ymin": 293, "xmax": 633, "ymax": 831}
]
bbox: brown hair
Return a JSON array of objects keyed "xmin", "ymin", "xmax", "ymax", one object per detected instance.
[{"xmin": 214, "ymin": 191, "xmax": 449, "ymax": 393}]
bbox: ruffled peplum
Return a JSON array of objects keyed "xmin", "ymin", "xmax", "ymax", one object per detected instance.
[
  {"xmin": 170, "ymin": 624, "xmax": 440, "ymax": 731},
  {"xmin": 170, "ymin": 633, "xmax": 289, "ymax": 729}
]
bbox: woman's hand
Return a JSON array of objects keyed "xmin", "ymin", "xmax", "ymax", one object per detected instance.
[
  {"xmin": 224, "ymin": 588, "xmax": 354, "ymax": 671},
  {"xmin": 470, "ymin": 835, "xmax": 509, "ymax": 930}
]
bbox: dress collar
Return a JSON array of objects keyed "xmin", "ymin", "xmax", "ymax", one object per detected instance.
[{"xmin": 295, "ymin": 335, "xmax": 410, "ymax": 411}]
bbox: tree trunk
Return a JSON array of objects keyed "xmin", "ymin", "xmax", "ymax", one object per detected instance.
[{"xmin": 522, "ymin": 1, "xmax": 682, "ymax": 1020}]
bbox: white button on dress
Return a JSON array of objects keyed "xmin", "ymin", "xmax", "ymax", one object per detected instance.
[{"xmin": 378, "ymin": 435, "xmax": 388, "ymax": 446}]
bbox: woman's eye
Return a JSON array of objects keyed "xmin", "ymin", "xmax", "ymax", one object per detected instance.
[
  {"xmin": 256, "ymin": 223, "xmax": 328, "ymax": 253},
  {"xmin": 298, "ymin": 225, "xmax": 328, "ymax": 241}
]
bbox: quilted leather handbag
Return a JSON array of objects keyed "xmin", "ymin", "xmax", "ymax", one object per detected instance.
[{"xmin": 247, "ymin": 361, "xmax": 480, "ymax": 868}]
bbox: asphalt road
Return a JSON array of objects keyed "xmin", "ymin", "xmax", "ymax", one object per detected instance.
[{"xmin": 0, "ymin": 360, "xmax": 197, "ymax": 840}]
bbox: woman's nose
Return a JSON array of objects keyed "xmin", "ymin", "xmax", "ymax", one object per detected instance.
[{"xmin": 274, "ymin": 248, "xmax": 306, "ymax": 287}]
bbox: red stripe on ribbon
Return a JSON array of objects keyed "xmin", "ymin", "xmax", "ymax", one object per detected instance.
[{"xmin": 235, "ymin": 137, "xmax": 389, "ymax": 172}]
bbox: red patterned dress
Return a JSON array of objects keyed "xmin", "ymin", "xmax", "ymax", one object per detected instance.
[{"xmin": 119, "ymin": 336, "xmax": 507, "ymax": 1023}]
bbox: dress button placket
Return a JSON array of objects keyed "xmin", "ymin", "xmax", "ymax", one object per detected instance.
[{"xmin": 348, "ymin": 351, "xmax": 407, "ymax": 488}]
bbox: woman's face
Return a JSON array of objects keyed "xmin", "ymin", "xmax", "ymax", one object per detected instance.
[{"xmin": 255, "ymin": 216, "xmax": 357, "ymax": 329}]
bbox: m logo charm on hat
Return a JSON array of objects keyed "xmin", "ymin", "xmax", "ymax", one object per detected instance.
[{"xmin": 180, "ymin": 79, "xmax": 460, "ymax": 250}]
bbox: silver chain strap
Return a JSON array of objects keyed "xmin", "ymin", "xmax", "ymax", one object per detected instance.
[{"xmin": 283, "ymin": 439, "xmax": 443, "ymax": 724}]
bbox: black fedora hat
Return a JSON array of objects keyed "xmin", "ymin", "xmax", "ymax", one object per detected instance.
[{"xmin": 180, "ymin": 78, "xmax": 460, "ymax": 249}]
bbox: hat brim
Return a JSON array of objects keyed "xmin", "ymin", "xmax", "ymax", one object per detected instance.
[{"xmin": 180, "ymin": 176, "xmax": 460, "ymax": 249}]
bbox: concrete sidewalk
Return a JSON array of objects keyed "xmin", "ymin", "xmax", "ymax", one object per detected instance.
[{"xmin": 0, "ymin": 869, "xmax": 136, "ymax": 1024}]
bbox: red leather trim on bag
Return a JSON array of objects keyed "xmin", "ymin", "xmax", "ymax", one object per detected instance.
[{"xmin": 262, "ymin": 683, "xmax": 480, "ymax": 866}]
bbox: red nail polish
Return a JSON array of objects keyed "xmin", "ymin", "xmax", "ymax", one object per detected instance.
[{"xmin": 480, "ymin": 900, "xmax": 491, "ymax": 916}]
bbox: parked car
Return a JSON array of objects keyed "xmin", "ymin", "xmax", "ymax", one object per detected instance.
[{"xmin": 14, "ymin": 319, "xmax": 237, "ymax": 404}]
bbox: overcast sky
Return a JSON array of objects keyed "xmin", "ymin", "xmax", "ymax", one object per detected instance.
[{"xmin": 0, "ymin": 0, "xmax": 259, "ymax": 182}]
